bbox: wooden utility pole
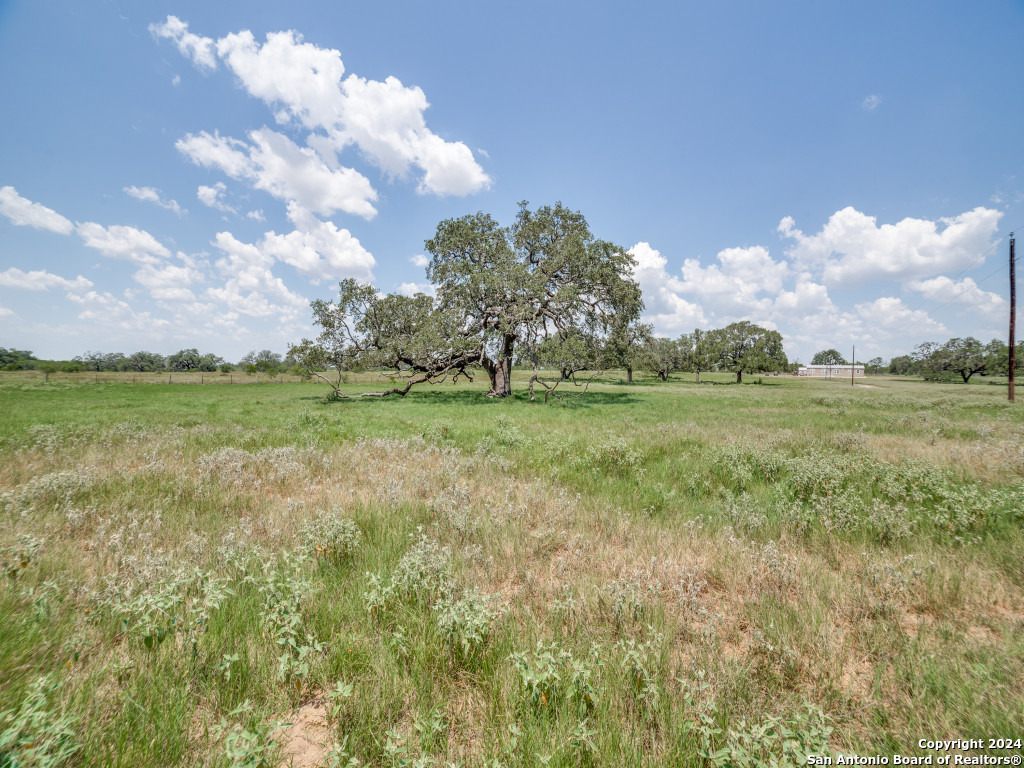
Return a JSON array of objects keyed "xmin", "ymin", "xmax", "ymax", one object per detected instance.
[
  {"xmin": 852, "ymin": 345, "xmax": 855, "ymax": 386},
  {"xmin": 1010, "ymin": 233, "xmax": 1016, "ymax": 402}
]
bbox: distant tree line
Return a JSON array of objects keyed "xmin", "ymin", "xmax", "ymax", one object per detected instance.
[
  {"xmin": 890, "ymin": 338, "xmax": 1022, "ymax": 382},
  {"xmin": 807, "ymin": 338, "xmax": 1023, "ymax": 382},
  {"xmin": 600, "ymin": 320, "xmax": 789, "ymax": 384},
  {"xmin": 0, "ymin": 347, "xmax": 298, "ymax": 375}
]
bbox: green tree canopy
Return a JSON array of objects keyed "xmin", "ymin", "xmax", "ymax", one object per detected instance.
[
  {"xmin": 167, "ymin": 349, "xmax": 223, "ymax": 372},
  {"xmin": 291, "ymin": 202, "xmax": 643, "ymax": 399},
  {"xmin": 0, "ymin": 348, "xmax": 37, "ymax": 371},
  {"xmin": 124, "ymin": 351, "xmax": 166, "ymax": 372},
  {"xmin": 240, "ymin": 350, "xmax": 283, "ymax": 374},
  {"xmin": 640, "ymin": 337, "xmax": 685, "ymax": 381},
  {"xmin": 601, "ymin": 319, "xmax": 653, "ymax": 383},
  {"xmin": 73, "ymin": 351, "xmax": 125, "ymax": 371},
  {"xmin": 708, "ymin": 321, "xmax": 788, "ymax": 383},
  {"xmin": 865, "ymin": 356, "xmax": 886, "ymax": 374},
  {"xmin": 680, "ymin": 328, "xmax": 716, "ymax": 383},
  {"xmin": 917, "ymin": 337, "xmax": 992, "ymax": 383},
  {"xmin": 888, "ymin": 354, "xmax": 915, "ymax": 375},
  {"xmin": 811, "ymin": 348, "xmax": 846, "ymax": 366}
]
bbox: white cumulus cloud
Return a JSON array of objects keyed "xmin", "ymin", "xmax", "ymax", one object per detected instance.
[
  {"xmin": 409, "ymin": 254, "xmax": 429, "ymax": 268},
  {"xmin": 0, "ymin": 186, "xmax": 74, "ymax": 235},
  {"xmin": 779, "ymin": 206, "xmax": 1002, "ymax": 286},
  {"xmin": 132, "ymin": 262, "xmax": 202, "ymax": 303},
  {"xmin": 207, "ymin": 231, "xmax": 310, "ymax": 320},
  {"xmin": 906, "ymin": 275, "xmax": 1005, "ymax": 320},
  {"xmin": 674, "ymin": 245, "xmax": 788, "ymax": 319},
  {"xmin": 177, "ymin": 128, "xmax": 378, "ymax": 219},
  {"xmin": 67, "ymin": 290, "xmax": 171, "ymax": 331},
  {"xmin": 149, "ymin": 16, "xmax": 217, "ymax": 71},
  {"xmin": 260, "ymin": 202, "xmax": 375, "ymax": 283},
  {"xmin": 76, "ymin": 222, "xmax": 171, "ymax": 264},
  {"xmin": 628, "ymin": 242, "xmax": 706, "ymax": 333},
  {"xmin": 197, "ymin": 182, "xmax": 236, "ymax": 213},
  {"xmin": 158, "ymin": 20, "xmax": 490, "ymax": 200},
  {"xmin": 124, "ymin": 185, "xmax": 184, "ymax": 215},
  {"xmin": 0, "ymin": 268, "xmax": 93, "ymax": 292},
  {"xmin": 397, "ymin": 281, "xmax": 435, "ymax": 297},
  {"xmin": 854, "ymin": 296, "xmax": 946, "ymax": 337}
]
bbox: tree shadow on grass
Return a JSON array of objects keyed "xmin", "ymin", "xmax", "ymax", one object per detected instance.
[{"xmin": 310, "ymin": 387, "xmax": 640, "ymax": 409}]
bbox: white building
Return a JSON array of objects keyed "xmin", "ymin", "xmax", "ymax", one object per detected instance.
[{"xmin": 798, "ymin": 364, "xmax": 865, "ymax": 377}]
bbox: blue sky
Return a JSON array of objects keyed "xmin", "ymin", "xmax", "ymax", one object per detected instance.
[{"xmin": 1, "ymin": 0, "xmax": 1022, "ymax": 364}]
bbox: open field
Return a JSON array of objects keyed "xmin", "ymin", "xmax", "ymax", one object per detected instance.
[{"xmin": 1, "ymin": 373, "xmax": 1022, "ymax": 767}]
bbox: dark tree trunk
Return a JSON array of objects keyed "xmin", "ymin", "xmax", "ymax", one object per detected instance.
[
  {"xmin": 485, "ymin": 357, "xmax": 513, "ymax": 397},
  {"xmin": 484, "ymin": 335, "xmax": 516, "ymax": 397},
  {"xmin": 695, "ymin": 370, "xmax": 701, "ymax": 383},
  {"xmin": 736, "ymin": 370, "xmax": 742, "ymax": 384},
  {"xmin": 626, "ymin": 365, "xmax": 633, "ymax": 383},
  {"xmin": 659, "ymin": 370, "xmax": 667, "ymax": 381}
]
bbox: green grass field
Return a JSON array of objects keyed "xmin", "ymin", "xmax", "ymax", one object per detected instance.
[{"xmin": 1, "ymin": 372, "xmax": 1022, "ymax": 767}]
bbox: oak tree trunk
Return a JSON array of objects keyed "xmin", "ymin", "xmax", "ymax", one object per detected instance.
[
  {"xmin": 736, "ymin": 370, "xmax": 742, "ymax": 384},
  {"xmin": 486, "ymin": 356, "xmax": 513, "ymax": 397},
  {"xmin": 484, "ymin": 335, "xmax": 516, "ymax": 397},
  {"xmin": 626, "ymin": 365, "xmax": 633, "ymax": 383}
]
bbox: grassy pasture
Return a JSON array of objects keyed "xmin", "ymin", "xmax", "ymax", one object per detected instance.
[{"xmin": 0, "ymin": 372, "xmax": 1022, "ymax": 767}]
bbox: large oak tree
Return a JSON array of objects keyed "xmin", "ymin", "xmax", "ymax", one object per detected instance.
[
  {"xmin": 291, "ymin": 202, "xmax": 643, "ymax": 399},
  {"xmin": 708, "ymin": 321, "xmax": 788, "ymax": 383}
]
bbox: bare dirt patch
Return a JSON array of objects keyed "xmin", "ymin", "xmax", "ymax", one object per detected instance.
[{"xmin": 275, "ymin": 699, "xmax": 330, "ymax": 768}]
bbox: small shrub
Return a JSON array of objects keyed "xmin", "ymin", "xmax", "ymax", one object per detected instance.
[
  {"xmin": 600, "ymin": 576, "xmax": 657, "ymax": 627},
  {"xmin": 615, "ymin": 631, "xmax": 664, "ymax": 715},
  {"xmin": 3, "ymin": 533, "xmax": 44, "ymax": 581},
  {"xmin": 392, "ymin": 530, "xmax": 453, "ymax": 603},
  {"xmin": 325, "ymin": 680, "xmax": 354, "ymax": 727},
  {"xmin": 575, "ymin": 436, "xmax": 643, "ymax": 479},
  {"xmin": 361, "ymin": 571, "xmax": 395, "ymax": 619},
  {"xmin": 211, "ymin": 701, "xmax": 287, "ymax": 768},
  {"xmin": 784, "ymin": 455, "xmax": 847, "ymax": 501},
  {"xmin": 550, "ymin": 585, "xmax": 587, "ymax": 632},
  {"xmin": 0, "ymin": 675, "xmax": 79, "ymax": 768},
  {"xmin": 299, "ymin": 508, "xmax": 363, "ymax": 561},
  {"xmin": 413, "ymin": 707, "xmax": 448, "ymax": 755},
  {"xmin": 429, "ymin": 483, "xmax": 477, "ymax": 538},
  {"xmin": 494, "ymin": 415, "xmax": 527, "ymax": 448},
  {"xmin": 866, "ymin": 499, "xmax": 915, "ymax": 545},
  {"xmin": 424, "ymin": 419, "xmax": 454, "ymax": 445},
  {"xmin": 257, "ymin": 553, "xmax": 322, "ymax": 693},
  {"xmin": 510, "ymin": 641, "xmax": 569, "ymax": 711},
  {"xmin": 691, "ymin": 700, "xmax": 833, "ymax": 768},
  {"xmin": 674, "ymin": 567, "xmax": 708, "ymax": 616},
  {"xmin": 434, "ymin": 589, "xmax": 504, "ymax": 659},
  {"xmin": 860, "ymin": 553, "xmax": 925, "ymax": 617},
  {"xmin": 510, "ymin": 642, "xmax": 601, "ymax": 716},
  {"xmin": 1, "ymin": 470, "xmax": 93, "ymax": 513},
  {"xmin": 750, "ymin": 627, "xmax": 801, "ymax": 687},
  {"xmin": 753, "ymin": 541, "xmax": 797, "ymax": 593}
]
